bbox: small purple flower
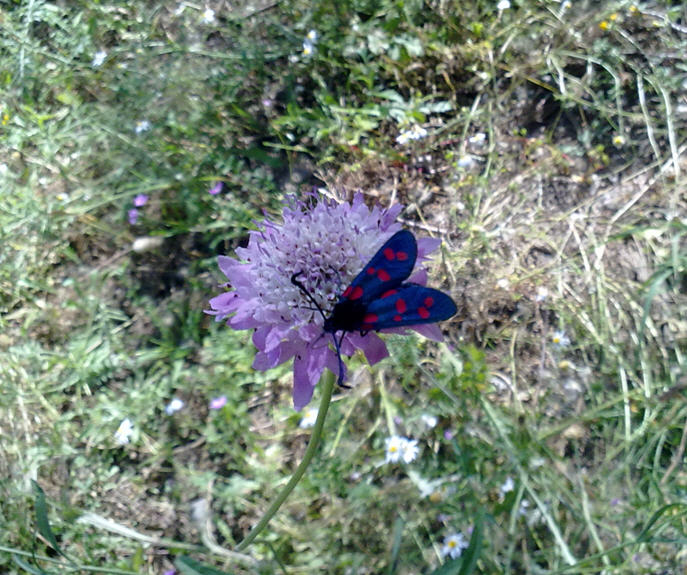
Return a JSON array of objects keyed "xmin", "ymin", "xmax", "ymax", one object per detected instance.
[
  {"xmin": 209, "ymin": 395, "xmax": 227, "ymax": 410},
  {"xmin": 206, "ymin": 192, "xmax": 445, "ymax": 410},
  {"xmin": 128, "ymin": 208, "xmax": 139, "ymax": 225},
  {"xmin": 133, "ymin": 194, "xmax": 149, "ymax": 207},
  {"xmin": 208, "ymin": 181, "xmax": 224, "ymax": 196},
  {"xmin": 443, "ymin": 429, "xmax": 454, "ymax": 440}
]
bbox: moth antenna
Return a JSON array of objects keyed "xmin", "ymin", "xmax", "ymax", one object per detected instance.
[
  {"xmin": 291, "ymin": 271, "xmax": 328, "ymax": 323},
  {"xmin": 291, "ymin": 271, "xmax": 348, "ymax": 388}
]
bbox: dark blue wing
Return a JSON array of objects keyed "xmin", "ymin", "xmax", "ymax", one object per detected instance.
[
  {"xmin": 358, "ymin": 283, "xmax": 457, "ymax": 331},
  {"xmin": 339, "ymin": 230, "xmax": 417, "ymax": 305}
]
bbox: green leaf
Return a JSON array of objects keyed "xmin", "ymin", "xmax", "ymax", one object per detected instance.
[
  {"xmin": 386, "ymin": 516, "xmax": 404, "ymax": 575},
  {"xmin": 636, "ymin": 503, "xmax": 687, "ymax": 542},
  {"xmin": 458, "ymin": 510, "xmax": 484, "ymax": 575},
  {"xmin": 31, "ymin": 480, "xmax": 69, "ymax": 562},
  {"xmin": 11, "ymin": 554, "xmax": 51, "ymax": 575},
  {"xmin": 175, "ymin": 555, "xmax": 235, "ymax": 575}
]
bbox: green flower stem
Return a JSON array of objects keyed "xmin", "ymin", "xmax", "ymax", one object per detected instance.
[{"xmin": 236, "ymin": 369, "xmax": 336, "ymax": 551}]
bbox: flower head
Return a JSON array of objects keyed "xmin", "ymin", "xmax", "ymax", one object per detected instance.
[
  {"xmin": 385, "ymin": 435, "xmax": 406, "ymax": 463},
  {"xmin": 128, "ymin": 208, "xmax": 139, "ymax": 225},
  {"xmin": 552, "ymin": 330, "xmax": 570, "ymax": 348},
  {"xmin": 441, "ymin": 532, "xmax": 469, "ymax": 559},
  {"xmin": 385, "ymin": 435, "xmax": 419, "ymax": 464},
  {"xmin": 200, "ymin": 8, "xmax": 216, "ymax": 24},
  {"xmin": 421, "ymin": 413, "xmax": 438, "ymax": 428},
  {"xmin": 208, "ymin": 181, "xmax": 224, "ymax": 195},
  {"xmin": 499, "ymin": 476, "xmax": 515, "ymax": 500},
  {"xmin": 298, "ymin": 407, "xmax": 319, "ymax": 428},
  {"xmin": 400, "ymin": 437, "xmax": 420, "ymax": 463},
  {"xmin": 302, "ymin": 30, "xmax": 318, "ymax": 57},
  {"xmin": 165, "ymin": 398, "xmax": 184, "ymax": 415},
  {"xmin": 206, "ymin": 192, "xmax": 444, "ymax": 410},
  {"xmin": 135, "ymin": 120, "xmax": 151, "ymax": 134},
  {"xmin": 133, "ymin": 193, "xmax": 149, "ymax": 207},
  {"xmin": 396, "ymin": 124, "xmax": 428, "ymax": 145},
  {"xmin": 114, "ymin": 418, "xmax": 134, "ymax": 445},
  {"xmin": 92, "ymin": 50, "xmax": 107, "ymax": 67},
  {"xmin": 497, "ymin": 0, "xmax": 511, "ymax": 10},
  {"xmin": 209, "ymin": 395, "xmax": 227, "ymax": 410}
]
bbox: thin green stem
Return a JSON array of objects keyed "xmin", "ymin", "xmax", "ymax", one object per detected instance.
[{"xmin": 236, "ymin": 370, "xmax": 335, "ymax": 551}]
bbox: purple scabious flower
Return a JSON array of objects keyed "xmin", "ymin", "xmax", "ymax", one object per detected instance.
[
  {"xmin": 133, "ymin": 194, "xmax": 149, "ymax": 207},
  {"xmin": 209, "ymin": 395, "xmax": 227, "ymax": 410},
  {"xmin": 208, "ymin": 181, "xmax": 224, "ymax": 195},
  {"xmin": 206, "ymin": 192, "xmax": 444, "ymax": 410},
  {"xmin": 128, "ymin": 208, "xmax": 139, "ymax": 225}
]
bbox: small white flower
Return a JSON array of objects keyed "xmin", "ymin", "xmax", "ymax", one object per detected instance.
[
  {"xmin": 200, "ymin": 8, "xmax": 216, "ymax": 24},
  {"xmin": 400, "ymin": 438, "xmax": 420, "ymax": 463},
  {"xmin": 385, "ymin": 436, "xmax": 420, "ymax": 463},
  {"xmin": 306, "ymin": 29, "xmax": 318, "ymax": 43},
  {"xmin": 467, "ymin": 132, "xmax": 486, "ymax": 146},
  {"xmin": 135, "ymin": 120, "xmax": 151, "ymax": 134},
  {"xmin": 499, "ymin": 476, "xmax": 515, "ymax": 500},
  {"xmin": 416, "ymin": 477, "xmax": 441, "ymax": 498},
  {"xmin": 518, "ymin": 499, "xmax": 545, "ymax": 525},
  {"xmin": 613, "ymin": 134, "xmax": 625, "ymax": 147},
  {"xmin": 165, "ymin": 397, "xmax": 184, "ymax": 415},
  {"xmin": 385, "ymin": 435, "xmax": 406, "ymax": 463},
  {"xmin": 92, "ymin": 50, "xmax": 107, "ymax": 67},
  {"xmin": 421, "ymin": 413, "xmax": 438, "ymax": 428},
  {"xmin": 299, "ymin": 407, "xmax": 319, "ymax": 428},
  {"xmin": 396, "ymin": 124, "xmax": 428, "ymax": 145},
  {"xmin": 496, "ymin": 277, "xmax": 510, "ymax": 290},
  {"xmin": 302, "ymin": 40, "xmax": 315, "ymax": 57},
  {"xmin": 456, "ymin": 155, "xmax": 476, "ymax": 169},
  {"xmin": 114, "ymin": 418, "xmax": 134, "ymax": 445},
  {"xmin": 441, "ymin": 532, "xmax": 469, "ymax": 559},
  {"xmin": 497, "ymin": 0, "xmax": 511, "ymax": 10},
  {"xmin": 552, "ymin": 330, "xmax": 570, "ymax": 348},
  {"xmin": 535, "ymin": 286, "xmax": 549, "ymax": 302}
]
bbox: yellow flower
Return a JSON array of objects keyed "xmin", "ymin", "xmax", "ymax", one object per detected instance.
[
  {"xmin": 609, "ymin": 13, "xmax": 618, "ymax": 22},
  {"xmin": 599, "ymin": 20, "xmax": 609, "ymax": 31},
  {"xmin": 2, "ymin": 113, "xmax": 9, "ymax": 125}
]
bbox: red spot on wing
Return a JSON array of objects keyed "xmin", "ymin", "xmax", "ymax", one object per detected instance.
[
  {"xmin": 349, "ymin": 286, "xmax": 364, "ymax": 300},
  {"xmin": 393, "ymin": 314, "xmax": 402, "ymax": 322},
  {"xmin": 342, "ymin": 286, "xmax": 352, "ymax": 298},
  {"xmin": 418, "ymin": 307, "xmax": 430, "ymax": 319},
  {"xmin": 367, "ymin": 266, "xmax": 376, "ymax": 275},
  {"xmin": 395, "ymin": 299, "xmax": 407, "ymax": 313},
  {"xmin": 363, "ymin": 313, "xmax": 378, "ymax": 324},
  {"xmin": 377, "ymin": 269, "xmax": 391, "ymax": 281},
  {"xmin": 381, "ymin": 289, "xmax": 397, "ymax": 298},
  {"xmin": 396, "ymin": 250, "xmax": 408, "ymax": 261},
  {"xmin": 383, "ymin": 247, "xmax": 395, "ymax": 260},
  {"xmin": 424, "ymin": 296, "xmax": 434, "ymax": 307}
]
